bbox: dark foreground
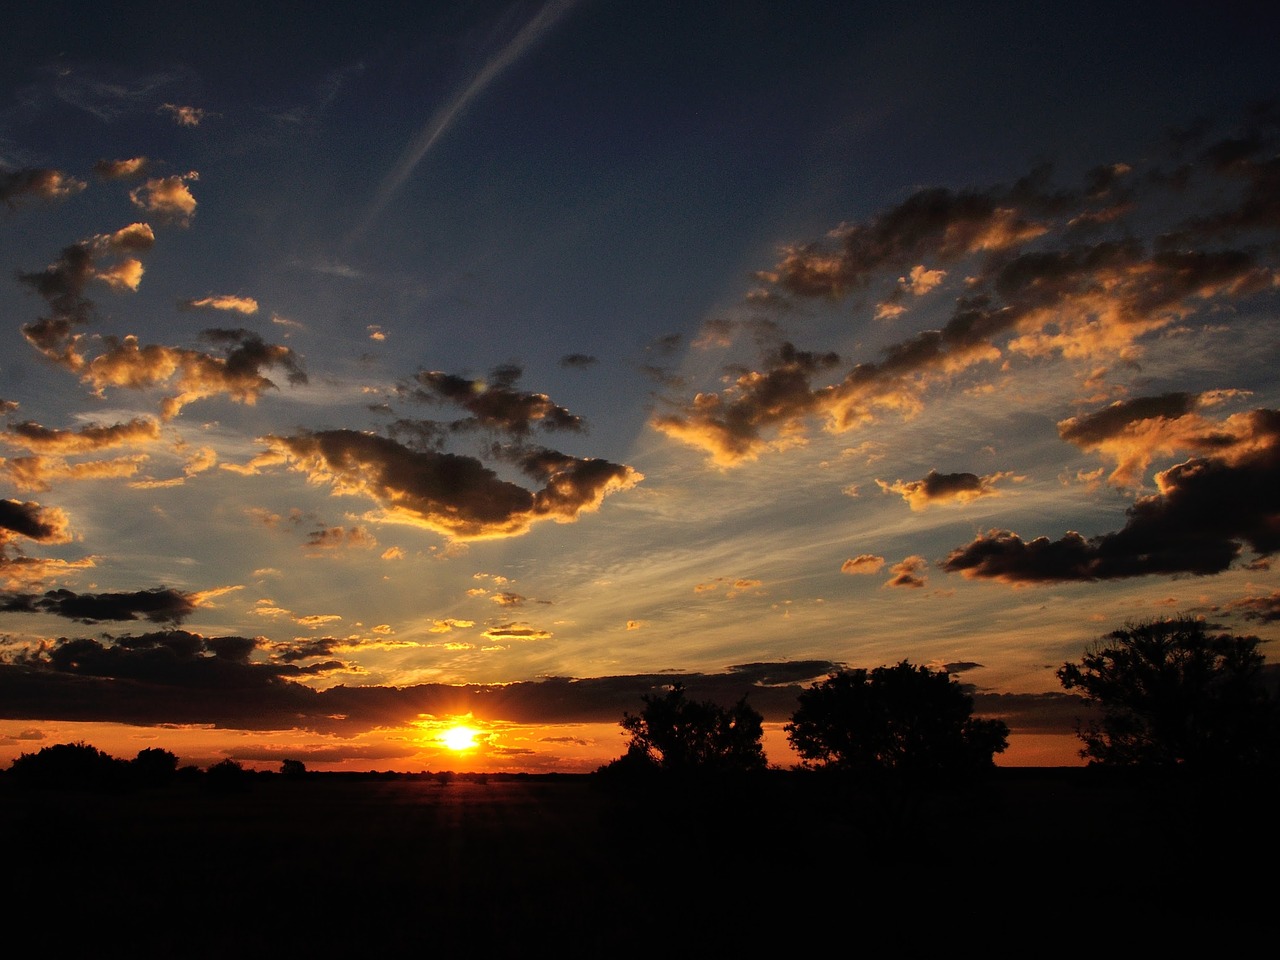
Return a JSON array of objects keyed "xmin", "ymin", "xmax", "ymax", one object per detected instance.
[{"xmin": 3, "ymin": 767, "xmax": 1275, "ymax": 954}]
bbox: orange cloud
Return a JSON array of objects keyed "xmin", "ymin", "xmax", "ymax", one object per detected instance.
[
  {"xmin": 129, "ymin": 172, "xmax": 198, "ymax": 225},
  {"xmin": 181, "ymin": 295, "xmax": 260, "ymax": 314},
  {"xmin": 841, "ymin": 554, "xmax": 885, "ymax": 575},
  {"xmin": 877, "ymin": 469, "xmax": 1014, "ymax": 510}
]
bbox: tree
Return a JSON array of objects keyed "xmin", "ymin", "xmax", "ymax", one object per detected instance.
[
  {"xmin": 280, "ymin": 758, "xmax": 307, "ymax": 778},
  {"xmin": 617, "ymin": 684, "xmax": 767, "ymax": 773},
  {"xmin": 131, "ymin": 747, "xmax": 179, "ymax": 785},
  {"xmin": 1057, "ymin": 616, "xmax": 1279, "ymax": 768},
  {"xmin": 7, "ymin": 741, "xmax": 127, "ymax": 788},
  {"xmin": 785, "ymin": 661, "xmax": 1009, "ymax": 774}
]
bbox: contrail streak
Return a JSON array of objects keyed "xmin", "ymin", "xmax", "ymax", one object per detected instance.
[{"xmin": 347, "ymin": 0, "xmax": 581, "ymax": 246}]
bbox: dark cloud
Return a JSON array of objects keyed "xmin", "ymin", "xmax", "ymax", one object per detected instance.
[
  {"xmin": 560, "ymin": 353, "xmax": 597, "ymax": 369},
  {"xmin": 411, "ymin": 366, "xmax": 584, "ymax": 436},
  {"xmin": 256, "ymin": 429, "xmax": 641, "ymax": 540},
  {"xmin": 1057, "ymin": 393, "xmax": 1200, "ymax": 447},
  {"xmin": 0, "ymin": 499, "xmax": 70, "ymax": 543},
  {"xmin": 877, "ymin": 469, "xmax": 1010, "ymax": 510},
  {"xmin": 0, "ymin": 586, "xmax": 196, "ymax": 624},
  {"xmin": 944, "ymin": 410, "xmax": 1280, "ymax": 582},
  {"xmin": 1, "ymin": 167, "xmax": 85, "ymax": 208}
]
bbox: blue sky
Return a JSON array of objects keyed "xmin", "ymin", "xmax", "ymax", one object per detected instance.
[{"xmin": 1, "ymin": 0, "xmax": 1278, "ymax": 772}]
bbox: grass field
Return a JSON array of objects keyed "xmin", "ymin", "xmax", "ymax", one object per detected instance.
[{"xmin": 3, "ymin": 768, "xmax": 1274, "ymax": 954}]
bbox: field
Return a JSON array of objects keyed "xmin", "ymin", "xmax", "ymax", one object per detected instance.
[{"xmin": 3, "ymin": 768, "xmax": 1274, "ymax": 954}]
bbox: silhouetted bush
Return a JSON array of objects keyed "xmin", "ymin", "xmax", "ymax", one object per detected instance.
[{"xmin": 204, "ymin": 757, "xmax": 251, "ymax": 793}]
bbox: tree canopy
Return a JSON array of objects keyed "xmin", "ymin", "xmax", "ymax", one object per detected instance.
[
  {"xmin": 1057, "ymin": 616, "xmax": 1279, "ymax": 768},
  {"xmin": 615, "ymin": 683, "xmax": 767, "ymax": 774},
  {"xmin": 784, "ymin": 661, "xmax": 1009, "ymax": 774}
]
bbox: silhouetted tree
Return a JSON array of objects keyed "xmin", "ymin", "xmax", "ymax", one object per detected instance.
[
  {"xmin": 7, "ymin": 741, "xmax": 128, "ymax": 788},
  {"xmin": 280, "ymin": 758, "xmax": 307, "ymax": 777},
  {"xmin": 1057, "ymin": 616, "xmax": 1280, "ymax": 768},
  {"xmin": 204, "ymin": 757, "xmax": 250, "ymax": 793},
  {"xmin": 132, "ymin": 747, "xmax": 179, "ymax": 785},
  {"xmin": 785, "ymin": 661, "xmax": 1009, "ymax": 774},
  {"xmin": 618, "ymin": 683, "xmax": 767, "ymax": 773}
]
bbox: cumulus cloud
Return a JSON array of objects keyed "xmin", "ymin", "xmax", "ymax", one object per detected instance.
[
  {"xmin": 885, "ymin": 555, "xmax": 928, "ymax": 588},
  {"xmin": 81, "ymin": 329, "xmax": 307, "ymax": 419},
  {"xmin": 305, "ymin": 525, "xmax": 378, "ymax": 552},
  {"xmin": 943, "ymin": 409, "xmax": 1280, "ymax": 582},
  {"xmin": 841, "ymin": 554, "xmax": 885, "ymax": 575},
  {"xmin": 0, "ymin": 499, "xmax": 91, "ymax": 588},
  {"xmin": 877, "ymin": 469, "xmax": 1013, "ymax": 510},
  {"xmin": 251, "ymin": 428, "xmax": 640, "ymax": 541},
  {"xmin": 1, "ymin": 167, "xmax": 86, "ymax": 207},
  {"xmin": 129, "ymin": 172, "xmax": 198, "ymax": 225}
]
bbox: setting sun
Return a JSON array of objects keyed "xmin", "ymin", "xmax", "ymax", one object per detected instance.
[{"xmin": 442, "ymin": 726, "xmax": 478, "ymax": 751}]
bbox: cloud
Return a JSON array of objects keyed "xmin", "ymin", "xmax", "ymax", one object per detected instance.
[
  {"xmin": 560, "ymin": 353, "xmax": 597, "ymax": 368},
  {"xmin": 159, "ymin": 103, "xmax": 206, "ymax": 127},
  {"xmin": 1221, "ymin": 590, "xmax": 1280, "ymax": 623},
  {"xmin": 650, "ymin": 342, "xmax": 843, "ymax": 466},
  {"xmin": 490, "ymin": 592, "xmax": 526, "ymax": 607},
  {"xmin": 1, "ymin": 417, "xmax": 160, "ymax": 454},
  {"xmin": 841, "ymin": 554, "xmax": 885, "ymax": 575},
  {"xmin": 884, "ymin": 555, "xmax": 928, "ymax": 589},
  {"xmin": 17, "ymin": 227, "xmax": 155, "ymax": 368},
  {"xmin": 943, "ymin": 409, "xmax": 1280, "ymax": 583},
  {"xmin": 254, "ymin": 428, "xmax": 640, "ymax": 541},
  {"xmin": 0, "ymin": 499, "xmax": 71, "ymax": 545},
  {"xmin": 409, "ymin": 366, "xmax": 584, "ymax": 435},
  {"xmin": 1, "ymin": 453, "xmax": 148, "ymax": 491},
  {"xmin": 482, "ymin": 622, "xmax": 552, "ymax": 642},
  {"xmin": 81, "ymin": 329, "xmax": 307, "ymax": 419},
  {"xmin": 180, "ymin": 295, "xmax": 260, "ymax": 314},
  {"xmin": 305, "ymin": 525, "xmax": 378, "ymax": 552},
  {"xmin": 129, "ymin": 172, "xmax": 198, "ymax": 225},
  {"xmin": 877, "ymin": 469, "xmax": 1013, "ymax": 510},
  {"xmin": 1, "ymin": 167, "xmax": 86, "ymax": 207},
  {"xmin": 1058, "ymin": 391, "xmax": 1262, "ymax": 487},
  {"xmin": 0, "ymin": 586, "xmax": 196, "ymax": 624},
  {"xmin": 0, "ymin": 499, "xmax": 92, "ymax": 588},
  {"xmin": 656, "ymin": 125, "xmax": 1280, "ymax": 466},
  {"xmin": 93, "ymin": 157, "xmax": 148, "ymax": 180},
  {"xmin": 349, "ymin": 0, "xmax": 583, "ymax": 244}
]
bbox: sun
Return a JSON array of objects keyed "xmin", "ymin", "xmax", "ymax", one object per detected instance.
[{"xmin": 441, "ymin": 725, "xmax": 478, "ymax": 751}]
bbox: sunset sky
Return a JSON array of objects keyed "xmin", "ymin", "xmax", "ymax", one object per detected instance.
[{"xmin": 2, "ymin": 1, "xmax": 1278, "ymax": 773}]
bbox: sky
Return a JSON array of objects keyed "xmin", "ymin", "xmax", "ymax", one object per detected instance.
[{"xmin": 1, "ymin": 0, "xmax": 1278, "ymax": 773}]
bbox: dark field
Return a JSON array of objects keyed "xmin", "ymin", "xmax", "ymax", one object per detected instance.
[{"xmin": 4, "ymin": 768, "xmax": 1275, "ymax": 954}]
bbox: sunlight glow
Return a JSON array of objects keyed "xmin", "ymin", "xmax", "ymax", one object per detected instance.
[{"xmin": 441, "ymin": 725, "xmax": 479, "ymax": 751}]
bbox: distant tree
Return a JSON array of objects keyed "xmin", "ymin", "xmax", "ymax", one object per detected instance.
[
  {"xmin": 204, "ymin": 757, "xmax": 250, "ymax": 793},
  {"xmin": 1057, "ymin": 616, "xmax": 1280, "ymax": 768},
  {"xmin": 7, "ymin": 741, "xmax": 128, "ymax": 788},
  {"xmin": 132, "ymin": 748, "xmax": 179, "ymax": 785},
  {"xmin": 280, "ymin": 758, "xmax": 307, "ymax": 778},
  {"xmin": 785, "ymin": 661, "xmax": 1009, "ymax": 774},
  {"xmin": 617, "ymin": 683, "xmax": 767, "ymax": 773}
]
